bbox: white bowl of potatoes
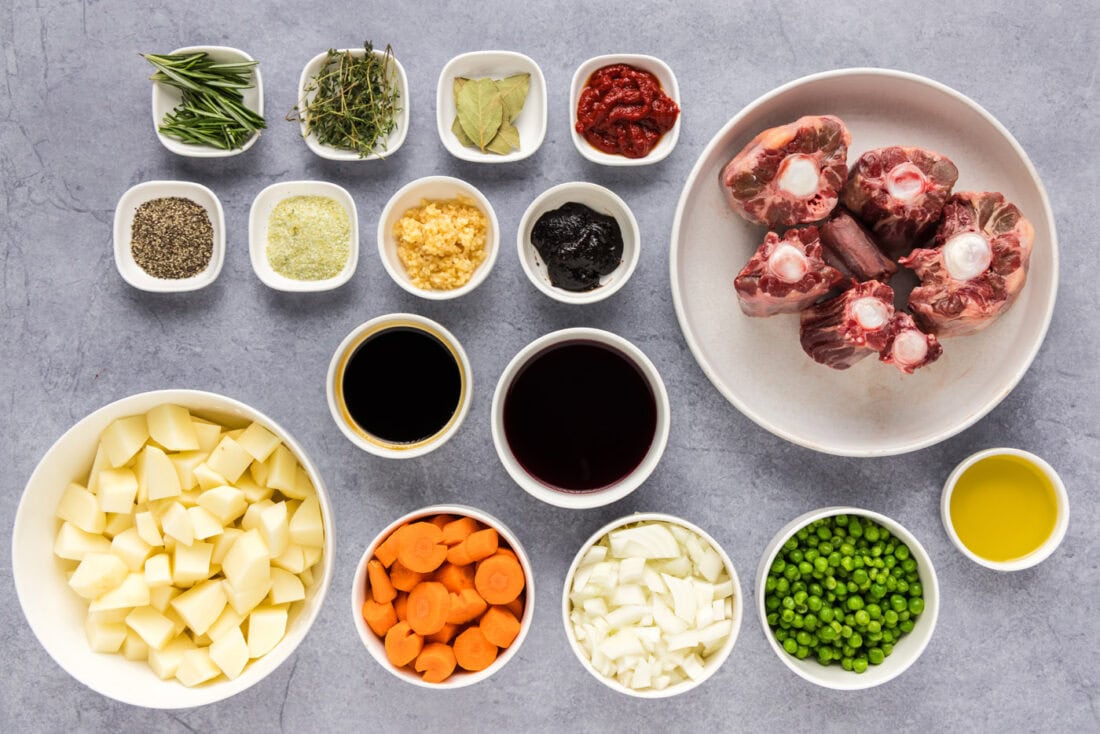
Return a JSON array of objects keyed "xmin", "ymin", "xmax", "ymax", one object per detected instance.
[{"xmin": 11, "ymin": 389, "xmax": 333, "ymax": 708}]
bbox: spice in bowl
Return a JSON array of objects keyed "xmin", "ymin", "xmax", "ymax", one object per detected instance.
[
  {"xmin": 266, "ymin": 195, "xmax": 351, "ymax": 281},
  {"xmin": 575, "ymin": 64, "xmax": 679, "ymax": 159},
  {"xmin": 394, "ymin": 199, "xmax": 488, "ymax": 291},
  {"xmin": 531, "ymin": 202, "xmax": 624, "ymax": 292},
  {"xmin": 131, "ymin": 197, "xmax": 213, "ymax": 279}
]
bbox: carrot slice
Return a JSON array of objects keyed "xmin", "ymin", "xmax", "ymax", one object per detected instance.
[
  {"xmin": 406, "ymin": 581, "xmax": 450, "ymax": 636},
  {"xmin": 474, "ymin": 553, "xmax": 525, "ymax": 605},
  {"xmin": 427, "ymin": 622, "xmax": 458, "ymax": 645},
  {"xmin": 397, "ymin": 522, "xmax": 448, "ymax": 573},
  {"xmin": 389, "ymin": 560, "xmax": 426, "ymax": 592},
  {"xmin": 441, "ymin": 516, "xmax": 479, "ymax": 545},
  {"xmin": 434, "ymin": 562, "xmax": 476, "ymax": 593},
  {"xmin": 415, "ymin": 642, "xmax": 457, "ymax": 683},
  {"xmin": 445, "ymin": 588, "xmax": 488, "ymax": 625},
  {"xmin": 480, "ymin": 605, "xmax": 522, "ymax": 648},
  {"xmin": 494, "ymin": 547, "xmax": 518, "ymax": 562},
  {"xmin": 429, "ymin": 514, "xmax": 455, "ymax": 531},
  {"xmin": 384, "ymin": 621, "xmax": 423, "ymax": 667},
  {"xmin": 374, "ymin": 527, "xmax": 403, "ymax": 568},
  {"xmin": 504, "ymin": 597, "xmax": 525, "ymax": 620},
  {"xmin": 394, "ymin": 592, "xmax": 408, "ymax": 621},
  {"xmin": 368, "ymin": 559, "xmax": 397, "ymax": 604},
  {"xmin": 453, "ymin": 627, "xmax": 498, "ymax": 672},
  {"xmin": 361, "ymin": 598, "xmax": 398, "ymax": 637},
  {"xmin": 447, "ymin": 529, "xmax": 498, "ymax": 566}
]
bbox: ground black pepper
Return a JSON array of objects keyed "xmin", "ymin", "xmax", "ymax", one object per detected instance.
[{"xmin": 131, "ymin": 197, "xmax": 213, "ymax": 279}]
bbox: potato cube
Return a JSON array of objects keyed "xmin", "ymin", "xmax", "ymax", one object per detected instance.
[
  {"xmin": 54, "ymin": 521, "xmax": 111, "ymax": 560},
  {"xmin": 169, "ymin": 451, "xmax": 208, "ymax": 491},
  {"xmin": 237, "ymin": 422, "xmax": 280, "ymax": 462},
  {"xmin": 88, "ymin": 607, "xmax": 130, "ymax": 624},
  {"xmin": 247, "ymin": 605, "xmax": 288, "ymax": 658},
  {"xmin": 222, "ymin": 529, "xmax": 269, "ymax": 593},
  {"xmin": 96, "ymin": 467, "xmax": 138, "ymax": 513},
  {"xmin": 197, "ymin": 485, "xmax": 247, "ymax": 525},
  {"xmin": 161, "ymin": 502, "xmax": 194, "ymax": 546},
  {"xmin": 163, "ymin": 606, "xmax": 188, "ymax": 637},
  {"xmin": 223, "ymin": 577, "xmax": 273, "ymax": 617},
  {"xmin": 268, "ymin": 568, "xmax": 305, "ymax": 605},
  {"xmin": 103, "ymin": 511, "xmax": 134, "ymax": 539},
  {"xmin": 209, "ymin": 626, "xmax": 249, "ymax": 680},
  {"xmin": 206, "ymin": 436, "xmax": 251, "ymax": 483},
  {"xmin": 147, "ymin": 404, "xmax": 199, "ymax": 452},
  {"xmin": 258, "ymin": 502, "xmax": 289, "ymax": 558},
  {"xmin": 302, "ymin": 545, "xmax": 322, "ymax": 569},
  {"xmin": 299, "ymin": 567, "xmax": 314, "ymax": 588},
  {"xmin": 148, "ymin": 635, "xmax": 194, "ymax": 679},
  {"xmin": 266, "ymin": 445, "xmax": 297, "ymax": 494},
  {"xmin": 69, "ymin": 552, "xmax": 128, "ymax": 599},
  {"xmin": 149, "ymin": 585, "xmax": 181, "ymax": 613},
  {"xmin": 173, "ymin": 541, "xmax": 213, "ymax": 586},
  {"xmin": 240, "ymin": 499, "xmax": 273, "ymax": 531},
  {"xmin": 178, "ymin": 488, "xmax": 203, "ymax": 507},
  {"xmin": 101, "ymin": 415, "xmax": 148, "ymax": 468},
  {"xmin": 144, "ymin": 553, "xmax": 172, "ymax": 588},
  {"xmin": 89, "ymin": 572, "xmax": 149, "ymax": 611},
  {"xmin": 249, "ymin": 458, "xmax": 269, "ymax": 487},
  {"xmin": 86, "ymin": 442, "xmax": 109, "ymax": 494},
  {"xmin": 188, "ymin": 506, "xmax": 224, "ymax": 541},
  {"xmin": 135, "ymin": 511, "xmax": 164, "ymax": 547},
  {"xmin": 110, "ymin": 528, "xmax": 152, "ymax": 571},
  {"xmin": 57, "ymin": 483, "xmax": 105, "ymax": 534},
  {"xmin": 171, "ymin": 579, "xmax": 228, "ymax": 636},
  {"xmin": 138, "ymin": 445, "xmax": 181, "ymax": 502},
  {"xmin": 122, "ymin": 631, "xmax": 149, "ymax": 661},
  {"xmin": 289, "ymin": 496, "xmax": 324, "ymax": 548},
  {"xmin": 191, "ymin": 420, "xmax": 222, "ymax": 454},
  {"xmin": 206, "ymin": 606, "xmax": 244, "ymax": 642},
  {"xmin": 271, "ymin": 543, "xmax": 306, "ymax": 574},
  {"xmin": 211, "ymin": 528, "xmax": 243, "ymax": 565},
  {"xmin": 125, "ymin": 606, "xmax": 176, "ymax": 651},
  {"xmin": 85, "ymin": 616, "xmax": 128, "ymax": 654},
  {"xmin": 193, "ymin": 463, "xmax": 227, "ymax": 491},
  {"xmin": 177, "ymin": 648, "xmax": 221, "ymax": 687},
  {"xmin": 236, "ymin": 474, "xmax": 273, "ymax": 504},
  {"xmin": 275, "ymin": 466, "xmax": 313, "ymax": 502}
]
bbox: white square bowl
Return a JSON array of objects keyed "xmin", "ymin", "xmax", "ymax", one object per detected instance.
[
  {"xmin": 570, "ymin": 53, "xmax": 681, "ymax": 166},
  {"xmin": 248, "ymin": 180, "xmax": 359, "ymax": 292},
  {"xmin": 295, "ymin": 47, "xmax": 409, "ymax": 161},
  {"xmin": 149, "ymin": 45, "xmax": 264, "ymax": 158},
  {"xmin": 113, "ymin": 180, "xmax": 225, "ymax": 292},
  {"xmin": 436, "ymin": 50, "xmax": 547, "ymax": 163}
]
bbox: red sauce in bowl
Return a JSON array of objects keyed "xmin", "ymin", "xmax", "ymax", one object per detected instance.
[{"xmin": 575, "ymin": 64, "xmax": 680, "ymax": 159}]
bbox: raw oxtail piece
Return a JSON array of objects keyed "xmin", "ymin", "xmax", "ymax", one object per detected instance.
[
  {"xmin": 800, "ymin": 280, "xmax": 895, "ymax": 370},
  {"xmin": 842, "ymin": 146, "xmax": 959, "ymax": 253},
  {"xmin": 879, "ymin": 313, "xmax": 943, "ymax": 374},
  {"xmin": 819, "ymin": 208, "xmax": 897, "ymax": 283},
  {"xmin": 900, "ymin": 191, "xmax": 1034, "ymax": 338},
  {"xmin": 721, "ymin": 115, "xmax": 851, "ymax": 228},
  {"xmin": 733, "ymin": 227, "xmax": 843, "ymax": 317}
]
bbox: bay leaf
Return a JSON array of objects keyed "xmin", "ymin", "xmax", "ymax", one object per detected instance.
[
  {"xmin": 456, "ymin": 78, "xmax": 503, "ymax": 152},
  {"xmin": 495, "ymin": 73, "xmax": 530, "ymax": 123},
  {"xmin": 486, "ymin": 120, "xmax": 520, "ymax": 155},
  {"xmin": 451, "ymin": 115, "xmax": 476, "ymax": 148},
  {"xmin": 452, "ymin": 76, "xmax": 470, "ymax": 101}
]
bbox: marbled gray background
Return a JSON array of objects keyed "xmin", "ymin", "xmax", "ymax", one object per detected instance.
[{"xmin": 1, "ymin": 0, "xmax": 1097, "ymax": 731}]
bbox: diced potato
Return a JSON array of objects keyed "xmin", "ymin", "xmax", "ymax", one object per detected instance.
[
  {"xmin": 188, "ymin": 506, "xmax": 224, "ymax": 541},
  {"xmin": 237, "ymin": 422, "xmax": 280, "ymax": 462},
  {"xmin": 86, "ymin": 442, "xmax": 109, "ymax": 494},
  {"xmin": 288, "ymin": 496, "xmax": 323, "ymax": 548},
  {"xmin": 266, "ymin": 445, "xmax": 298, "ymax": 495},
  {"xmin": 89, "ymin": 572, "xmax": 150, "ymax": 611},
  {"xmin": 125, "ymin": 606, "xmax": 176, "ymax": 651},
  {"xmin": 193, "ymin": 463, "xmax": 227, "ymax": 491},
  {"xmin": 298, "ymin": 566, "xmax": 314, "ymax": 588},
  {"xmin": 197, "ymin": 485, "xmax": 247, "ymax": 525},
  {"xmin": 222, "ymin": 529, "xmax": 270, "ymax": 594},
  {"xmin": 247, "ymin": 605, "xmax": 288, "ymax": 658},
  {"xmin": 103, "ymin": 511, "xmax": 135, "ymax": 539},
  {"xmin": 147, "ymin": 635, "xmax": 194, "ymax": 679},
  {"xmin": 236, "ymin": 473, "xmax": 273, "ymax": 504},
  {"xmin": 173, "ymin": 541, "xmax": 214, "ymax": 586},
  {"xmin": 163, "ymin": 606, "xmax": 188, "ymax": 637},
  {"xmin": 170, "ymin": 451, "xmax": 209, "ymax": 491},
  {"xmin": 268, "ymin": 568, "xmax": 305, "ymax": 605},
  {"xmin": 85, "ymin": 616, "xmax": 128, "ymax": 653},
  {"xmin": 211, "ymin": 528, "xmax": 243, "ymax": 565},
  {"xmin": 178, "ymin": 488, "xmax": 203, "ymax": 507},
  {"xmin": 240, "ymin": 499, "xmax": 274, "ymax": 532},
  {"xmin": 205, "ymin": 436, "xmax": 251, "ymax": 483},
  {"xmin": 111, "ymin": 528, "xmax": 153, "ymax": 571},
  {"xmin": 96, "ymin": 467, "xmax": 138, "ymax": 514},
  {"xmin": 145, "ymin": 553, "xmax": 172, "ymax": 588},
  {"xmin": 206, "ymin": 606, "xmax": 244, "ymax": 642},
  {"xmin": 88, "ymin": 607, "xmax": 130, "ymax": 624},
  {"xmin": 135, "ymin": 510, "xmax": 164, "ymax": 547},
  {"xmin": 176, "ymin": 648, "xmax": 220, "ymax": 687},
  {"xmin": 271, "ymin": 543, "xmax": 306, "ymax": 574},
  {"xmin": 54, "ymin": 521, "xmax": 111, "ymax": 560},
  {"xmin": 138, "ymin": 445, "xmax": 181, "ymax": 502},
  {"xmin": 279, "ymin": 466, "xmax": 312, "ymax": 501},
  {"xmin": 149, "ymin": 585, "xmax": 181, "ymax": 613},
  {"xmin": 223, "ymin": 577, "xmax": 273, "ymax": 617},
  {"xmin": 57, "ymin": 483, "xmax": 105, "ymax": 534},
  {"xmin": 171, "ymin": 579, "xmax": 228, "ymax": 636},
  {"xmin": 147, "ymin": 404, "xmax": 199, "ymax": 452},
  {"xmin": 191, "ymin": 420, "xmax": 222, "ymax": 454},
  {"xmin": 69, "ymin": 553, "xmax": 128, "ymax": 599},
  {"xmin": 257, "ymin": 502, "xmax": 289, "ymax": 558},
  {"xmin": 101, "ymin": 415, "xmax": 148, "ymax": 468},
  {"xmin": 122, "ymin": 631, "xmax": 149, "ymax": 661},
  {"xmin": 302, "ymin": 545, "xmax": 322, "ymax": 569},
  {"xmin": 161, "ymin": 502, "xmax": 194, "ymax": 546},
  {"xmin": 249, "ymin": 458, "xmax": 269, "ymax": 487},
  {"xmin": 209, "ymin": 626, "xmax": 248, "ymax": 680}
]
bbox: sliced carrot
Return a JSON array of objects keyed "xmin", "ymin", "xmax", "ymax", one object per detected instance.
[
  {"xmin": 474, "ymin": 553, "xmax": 525, "ymax": 605},
  {"xmin": 362, "ymin": 598, "xmax": 398, "ymax": 637},
  {"xmin": 441, "ymin": 516, "xmax": 480, "ymax": 545},
  {"xmin": 374, "ymin": 527, "xmax": 403, "ymax": 568},
  {"xmin": 428, "ymin": 514, "xmax": 455, "ymax": 531},
  {"xmin": 445, "ymin": 588, "xmax": 488, "ymax": 625},
  {"xmin": 434, "ymin": 562, "xmax": 476, "ymax": 593},
  {"xmin": 415, "ymin": 642, "xmax": 457, "ymax": 683},
  {"xmin": 394, "ymin": 592, "xmax": 408, "ymax": 621},
  {"xmin": 453, "ymin": 627, "xmax": 498, "ymax": 672},
  {"xmin": 406, "ymin": 581, "xmax": 450, "ymax": 636},
  {"xmin": 504, "ymin": 597, "xmax": 525, "ymax": 620},
  {"xmin": 480, "ymin": 606, "xmax": 522, "ymax": 648},
  {"xmin": 368, "ymin": 559, "xmax": 397, "ymax": 604},
  {"xmin": 494, "ymin": 547, "xmax": 518, "ymax": 561},
  {"xmin": 397, "ymin": 522, "xmax": 448, "ymax": 573},
  {"xmin": 384, "ymin": 621, "xmax": 423, "ymax": 668},
  {"xmin": 447, "ymin": 528, "xmax": 498, "ymax": 566},
  {"xmin": 427, "ymin": 622, "xmax": 458, "ymax": 645},
  {"xmin": 389, "ymin": 560, "xmax": 426, "ymax": 592}
]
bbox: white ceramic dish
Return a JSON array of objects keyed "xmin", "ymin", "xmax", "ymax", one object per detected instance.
[
  {"xmin": 756, "ymin": 507, "xmax": 939, "ymax": 690},
  {"xmin": 11, "ymin": 389, "xmax": 335, "ymax": 709},
  {"xmin": 490, "ymin": 328, "xmax": 670, "ymax": 509},
  {"xmin": 436, "ymin": 50, "xmax": 547, "ymax": 163},
  {"xmin": 113, "ymin": 180, "xmax": 226, "ymax": 292},
  {"xmin": 296, "ymin": 47, "xmax": 409, "ymax": 161},
  {"xmin": 352, "ymin": 504, "xmax": 534, "ymax": 688},
  {"xmin": 940, "ymin": 447, "xmax": 1069, "ymax": 571},
  {"xmin": 570, "ymin": 54, "xmax": 681, "ymax": 166},
  {"xmin": 516, "ymin": 182, "xmax": 640, "ymax": 304},
  {"xmin": 248, "ymin": 180, "xmax": 359, "ymax": 292},
  {"xmin": 670, "ymin": 68, "xmax": 1058, "ymax": 457},
  {"xmin": 562, "ymin": 512, "xmax": 743, "ymax": 698},
  {"xmin": 377, "ymin": 176, "xmax": 499, "ymax": 300},
  {"xmin": 150, "ymin": 46, "xmax": 263, "ymax": 158},
  {"xmin": 327, "ymin": 313, "xmax": 472, "ymax": 459}
]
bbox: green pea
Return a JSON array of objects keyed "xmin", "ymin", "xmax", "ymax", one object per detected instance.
[
  {"xmin": 867, "ymin": 620, "xmax": 881, "ymax": 634},
  {"xmin": 804, "ymin": 614, "xmax": 818, "ymax": 630},
  {"xmin": 781, "ymin": 608, "xmax": 795, "ymax": 623},
  {"xmin": 825, "ymin": 576, "xmax": 838, "ymax": 590},
  {"xmin": 819, "ymin": 607, "xmax": 835, "ymax": 623},
  {"xmin": 766, "ymin": 596, "xmax": 780, "ymax": 611},
  {"xmin": 782, "ymin": 596, "xmax": 795, "ymax": 610},
  {"xmin": 855, "ymin": 610, "xmax": 870, "ymax": 626},
  {"xmin": 909, "ymin": 582, "xmax": 923, "ymax": 598},
  {"xmin": 882, "ymin": 643, "xmax": 894, "ymax": 656},
  {"xmin": 809, "ymin": 583, "xmax": 823, "ymax": 597},
  {"xmin": 796, "ymin": 645, "xmax": 810, "ymax": 659},
  {"xmin": 835, "ymin": 514, "xmax": 849, "ymax": 526},
  {"xmin": 765, "ymin": 576, "xmax": 778, "ymax": 593},
  {"xmin": 884, "ymin": 610, "xmax": 898, "ymax": 626},
  {"xmin": 783, "ymin": 538, "xmax": 797, "ymax": 551},
  {"xmin": 776, "ymin": 628, "xmax": 789, "ymax": 641},
  {"xmin": 767, "ymin": 612, "xmax": 778, "ymax": 626},
  {"xmin": 852, "ymin": 556, "xmax": 864, "ymax": 569},
  {"xmin": 902, "ymin": 558, "xmax": 917, "ymax": 573},
  {"xmin": 884, "ymin": 555, "xmax": 896, "ymax": 569},
  {"xmin": 784, "ymin": 565, "xmax": 799, "ymax": 581},
  {"xmin": 865, "ymin": 526, "xmax": 880, "ymax": 542},
  {"xmin": 870, "ymin": 584, "xmax": 887, "ymax": 600},
  {"xmin": 882, "ymin": 629, "xmax": 895, "ymax": 644},
  {"xmin": 808, "ymin": 596, "xmax": 822, "ymax": 612},
  {"xmin": 896, "ymin": 579, "xmax": 909, "ymax": 594},
  {"xmin": 783, "ymin": 637, "xmax": 798, "ymax": 654},
  {"xmin": 817, "ymin": 526, "xmax": 832, "ymax": 540},
  {"xmin": 909, "ymin": 597, "xmax": 924, "ymax": 615},
  {"xmin": 805, "ymin": 548, "xmax": 819, "ymax": 562},
  {"xmin": 841, "ymin": 625, "xmax": 852, "ymax": 638},
  {"xmin": 846, "ymin": 581, "xmax": 859, "ymax": 593},
  {"xmin": 796, "ymin": 528, "xmax": 809, "ymax": 541},
  {"xmin": 776, "ymin": 578, "xmax": 790, "ymax": 594},
  {"xmin": 866, "ymin": 630, "xmax": 883, "ymax": 642},
  {"xmin": 847, "ymin": 596, "xmax": 864, "ymax": 611},
  {"xmin": 870, "ymin": 545, "xmax": 883, "ymax": 558},
  {"xmin": 869, "ymin": 647, "xmax": 885, "ymax": 665},
  {"xmin": 828, "ymin": 552, "xmax": 841, "ymax": 567},
  {"xmin": 899, "ymin": 610, "xmax": 910, "ymax": 622},
  {"xmin": 792, "ymin": 615, "xmax": 805, "ymax": 629},
  {"xmin": 819, "ymin": 625, "xmax": 837, "ymax": 641},
  {"xmin": 890, "ymin": 595, "xmax": 907, "ymax": 612},
  {"xmin": 852, "ymin": 569, "xmax": 869, "ymax": 586},
  {"xmin": 849, "ymin": 632, "xmax": 863, "ymax": 648},
  {"xmin": 895, "ymin": 545, "xmax": 910, "ymax": 560},
  {"xmin": 799, "ymin": 561, "xmax": 813, "ymax": 576},
  {"xmin": 866, "ymin": 604, "xmax": 882, "ymax": 620},
  {"xmin": 899, "ymin": 619, "xmax": 915, "ymax": 634},
  {"xmin": 771, "ymin": 558, "xmax": 786, "ymax": 573},
  {"xmin": 789, "ymin": 549, "xmax": 804, "ymax": 564},
  {"xmin": 852, "ymin": 657, "xmax": 868, "ymax": 673}
]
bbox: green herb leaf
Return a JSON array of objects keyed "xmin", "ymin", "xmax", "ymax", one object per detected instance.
[
  {"xmin": 485, "ymin": 120, "xmax": 520, "ymax": 155},
  {"xmin": 456, "ymin": 78, "xmax": 503, "ymax": 152},
  {"xmin": 453, "ymin": 76, "xmax": 470, "ymax": 100},
  {"xmin": 451, "ymin": 116, "xmax": 475, "ymax": 148},
  {"xmin": 495, "ymin": 73, "xmax": 530, "ymax": 123}
]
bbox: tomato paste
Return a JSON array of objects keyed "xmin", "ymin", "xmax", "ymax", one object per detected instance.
[{"xmin": 575, "ymin": 64, "xmax": 680, "ymax": 159}]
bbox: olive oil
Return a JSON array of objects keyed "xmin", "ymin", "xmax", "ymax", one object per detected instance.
[{"xmin": 949, "ymin": 454, "xmax": 1058, "ymax": 562}]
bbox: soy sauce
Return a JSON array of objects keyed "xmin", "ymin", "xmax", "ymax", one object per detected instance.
[
  {"xmin": 342, "ymin": 327, "xmax": 461, "ymax": 444},
  {"xmin": 503, "ymin": 341, "xmax": 657, "ymax": 491}
]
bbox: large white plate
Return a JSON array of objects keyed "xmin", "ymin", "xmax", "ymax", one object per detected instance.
[{"xmin": 670, "ymin": 69, "xmax": 1058, "ymax": 457}]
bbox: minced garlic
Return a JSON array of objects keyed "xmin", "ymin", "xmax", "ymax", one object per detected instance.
[{"xmin": 394, "ymin": 198, "xmax": 487, "ymax": 290}]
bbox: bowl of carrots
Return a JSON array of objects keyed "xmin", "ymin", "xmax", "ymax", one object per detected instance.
[{"xmin": 352, "ymin": 504, "xmax": 534, "ymax": 688}]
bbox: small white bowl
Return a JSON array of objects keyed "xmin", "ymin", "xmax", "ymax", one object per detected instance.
[
  {"xmin": 562, "ymin": 512, "xmax": 743, "ymax": 698},
  {"xmin": 755, "ymin": 507, "xmax": 940, "ymax": 691},
  {"xmin": 11, "ymin": 389, "xmax": 335, "ymax": 708},
  {"xmin": 490, "ymin": 327, "xmax": 670, "ymax": 509},
  {"xmin": 296, "ymin": 47, "xmax": 409, "ymax": 161},
  {"xmin": 113, "ymin": 180, "xmax": 226, "ymax": 292},
  {"xmin": 150, "ymin": 46, "xmax": 263, "ymax": 158},
  {"xmin": 248, "ymin": 180, "xmax": 359, "ymax": 292},
  {"xmin": 327, "ymin": 313, "xmax": 472, "ymax": 459},
  {"xmin": 517, "ymin": 182, "xmax": 640, "ymax": 304},
  {"xmin": 570, "ymin": 54, "xmax": 681, "ymax": 166},
  {"xmin": 941, "ymin": 448, "xmax": 1069, "ymax": 571},
  {"xmin": 436, "ymin": 50, "xmax": 547, "ymax": 163},
  {"xmin": 377, "ymin": 176, "xmax": 500, "ymax": 300},
  {"xmin": 352, "ymin": 504, "xmax": 535, "ymax": 688}
]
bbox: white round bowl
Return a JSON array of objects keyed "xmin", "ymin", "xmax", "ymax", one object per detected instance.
[
  {"xmin": 327, "ymin": 313, "xmax": 472, "ymax": 459},
  {"xmin": 11, "ymin": 389, "xmax": 335, "ymax": 708},
  {"xmin": 490, "ymin": 328, "xmax": 670, "ymax": 509},
  {"xmin": 436, "ymin": 50, "xmax": 547, "ymax": 163},
  {"xmin": 248, "ymin": 180, "xmax": 359, "ymax": 292},
  {"xmin": 296, "ymin": 47, "xmax": 409, "ymax": 161},
  {"xmin": 941, "ymin": 447, "xmax": 1069, "ymax": 571},
  {"xmin": 562, "ymin": 512, "xmax": 743, "ymax": 698},
  {"xmin": 150, "ymin": 46, "xmax": 264, "ymax": 158},
  {"xmin": 755, "ymin": 507, "xmax": 939, "ymax": 690},
  {"xmin": 114, "ymin": 180, "xmax": 226, "ymax": 292},
  {"xmin": 377, "ymin": 176, "xmax": 500, "ymax": 300},
  {"xmin": 670, "ymin": 68, "xmax": 1058, "ymax": 456},
  {"xmin": 570, "ymin": 54, "xmax": 681, "ymax": 166},
  {"xmin": 351, "ymin": 504, "xmax": 535, "ymax": 688},
  {"xmin": 516, "ymin": 182, "xmax": 640, "ymax": 304}
]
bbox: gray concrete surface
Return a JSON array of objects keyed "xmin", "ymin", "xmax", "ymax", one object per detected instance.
[{"xmin": 1, "ymin": 0, "xmax": 1097, "ymax": 731}]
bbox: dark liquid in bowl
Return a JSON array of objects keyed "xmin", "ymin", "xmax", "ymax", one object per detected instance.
[
  {"xmin": 503, "ymin": 341, "xmax": 657, "ymax": 491},
  {"xmin": 342, "ymin": 327, "xmax": 462, "ymax": 444}
]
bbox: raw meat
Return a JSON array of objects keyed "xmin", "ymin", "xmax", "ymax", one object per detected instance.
[
  {"xmin": 733, "ymin": 227, "xmax": 843, "ymax": 317},
  {"xmin": 842, "ymin": 146, "xmax": 959, "ymax": 253},
  {"xmin": 800, "ymin": 281, "xmax": 895, "ymax": 369},
  {"xmin": 901, "ymin": 191, "xmax": 1034, "ymax": 337},
  {"xmin": 819, "ymin": 208, "xmax": 897, "ymax": 283},
  {"xmin": 720, "ymin": 115, "xmax": 851, "ymax": 228},
  {"xmin": 879, "ymin": 313, "xmax": 943, "ymax": 374}
]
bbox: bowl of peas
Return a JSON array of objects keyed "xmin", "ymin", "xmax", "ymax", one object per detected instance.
[{"xmin": 755, "ymin": 507, "xmax": 939, "ymax": 690}]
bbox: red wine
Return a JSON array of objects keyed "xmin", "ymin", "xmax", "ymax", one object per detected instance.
[
  {"xmin": 341, "ymin": 327, "xmax": 462, "ymax": 444},
  {"xmin": 503, "ymin": 340, "xmax": 657, "ymax": 491}
]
